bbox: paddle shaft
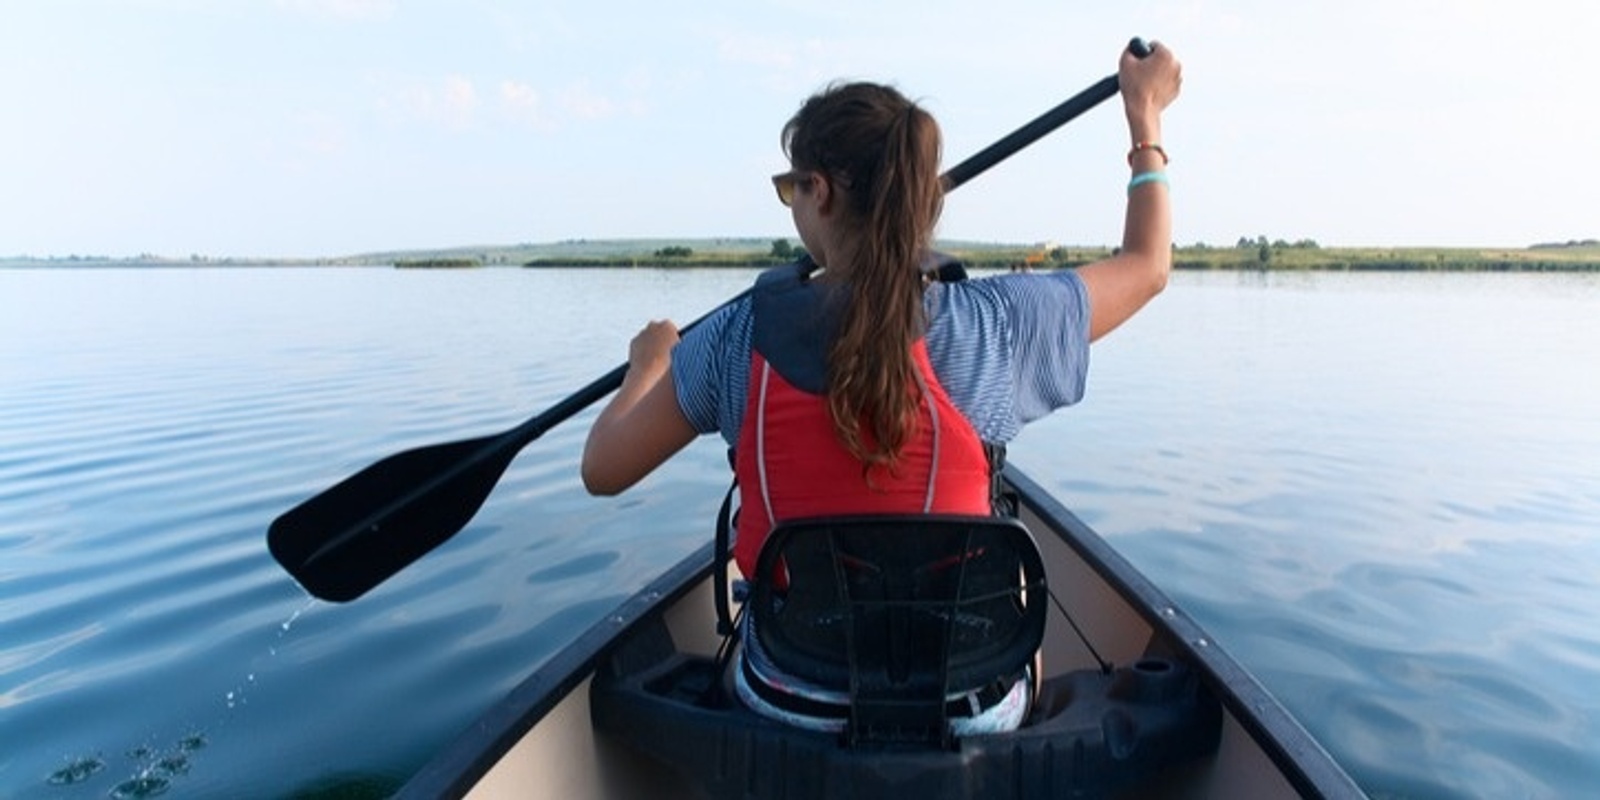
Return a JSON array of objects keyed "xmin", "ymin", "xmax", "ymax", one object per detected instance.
[{"xmin": 271, "ymin": 39, "xmax": 1149, "ymax": 601}]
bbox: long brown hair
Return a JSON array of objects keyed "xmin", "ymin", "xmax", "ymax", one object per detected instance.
[{"xmin": 781, "ymin": 82, "xmax": 944, "ymax": 472}]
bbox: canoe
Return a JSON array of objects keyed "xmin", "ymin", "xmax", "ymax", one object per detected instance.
[{"xmin": 396, "ymin": 465, "xmax": 1367, "ymax": 799}]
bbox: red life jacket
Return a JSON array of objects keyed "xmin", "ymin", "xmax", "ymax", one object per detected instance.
[{"xmin": 732, "ymin": 265, "xmax": 992, "ymax": 578}]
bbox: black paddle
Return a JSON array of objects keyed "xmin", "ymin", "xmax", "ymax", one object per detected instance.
[{"xmin": 269, "ymin": 38, "xmax": 1153, "ymax": 602}]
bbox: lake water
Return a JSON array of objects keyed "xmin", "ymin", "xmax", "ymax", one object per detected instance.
[{"xmin": 2, "ymin": 266, "xmax": 1597, "ymax": 798}]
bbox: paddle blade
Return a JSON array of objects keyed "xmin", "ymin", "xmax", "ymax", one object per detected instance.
[{"xmin": 268, "ymin": 432, "xmax": 522, "ymax": 602}]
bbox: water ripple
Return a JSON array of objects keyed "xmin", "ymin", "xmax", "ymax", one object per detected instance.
[{"xmin": 5, "ymin": 268, "xmax": 1598, "ymax": 798}]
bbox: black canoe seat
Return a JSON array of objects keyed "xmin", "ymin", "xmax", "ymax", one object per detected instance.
[
  {"xmin": 745, "ymin": 515, "xmax": 1047, "ymax": 747},
  {"xmin": 591, "ymin": 515, "xmax": 1222, "ymax": 799}
]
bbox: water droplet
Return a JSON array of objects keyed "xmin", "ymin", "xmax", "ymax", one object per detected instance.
[
  {"xmin": 153, "ymin": 754, "xmax": 190, "ymax": 776},
  {"xmin": 46, "ymin": 755, "xmax": 105, "ymax": 785},
  {"xmin": 177, "ymin": 733, "xmax": 207, "ymax": 752},
  {"xmin": 277, "ymin": 598, "xmax": 318, "ymax": 635},
  {"xmin": 110, "ymin": 773, "xmax": 171, "ymax": 799}
]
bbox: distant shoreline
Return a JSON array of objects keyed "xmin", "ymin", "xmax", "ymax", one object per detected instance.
[{"xmin": 7, "ymin": 238, "xmax": 1599, "ymax": 271}]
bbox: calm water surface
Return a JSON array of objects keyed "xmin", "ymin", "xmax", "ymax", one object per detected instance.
[{"xmin": 2, "ymin": 266, "xmax": 1597, "ymax": 798}]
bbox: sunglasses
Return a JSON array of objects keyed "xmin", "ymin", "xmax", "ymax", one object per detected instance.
[{"xmin": 770, "ymin": 170, "xmax": 813, "ymax": 207}]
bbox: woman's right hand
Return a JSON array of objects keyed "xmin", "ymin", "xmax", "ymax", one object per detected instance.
[
  {"xmin": 582, "ymin": 318, "xmax": 695, "ymax": 496},
  {"xmin": 627, "ymin": 319, "xmax": 680, "ymax": 376}
]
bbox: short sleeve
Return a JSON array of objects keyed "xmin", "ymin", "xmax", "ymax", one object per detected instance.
[
  {"xmin": 923, "ymin": 269, "xmax": 1091, "ymax": 442},
  {"xmin": 1000, "ymin": 269, "xmax": 1092, "ymax": 421},
  {"xmin": 670, "ymin": 298, "xmax": 753, "ymax": 445}
]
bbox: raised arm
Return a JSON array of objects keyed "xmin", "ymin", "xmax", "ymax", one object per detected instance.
[{"xmin": 1076, "ymin": 41, "xmax": 1183, "ymax": 342}]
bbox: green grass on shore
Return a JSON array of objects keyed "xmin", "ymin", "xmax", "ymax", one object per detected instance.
[
  {"xmin": 520, "ymin": 241, "xmax": 1600, "ymax": 272},
  {"xmin": 8, "ymin": 238, "xmax": 1599, "ymax": 271},
  {"xmin": 1166, "ymin": 243, "xmax": 1600, "ymax": 272}
]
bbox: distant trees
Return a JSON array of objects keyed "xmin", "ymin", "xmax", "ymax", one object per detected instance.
[
  {"xmin": 1234, "ymin": 235, "xmax": 1320, "ymax": 265},
  {"xmin": 769, "ymin": 239, "xmax": 808, "ymax": 261},
  {"xmin": 1236, "ymin": 235, "xmax": 1319, "ymax": 250},
  {"xmin": 1530, "ymin": 239, "xmax": 1600, "ymax": 250},
  {"xmin": 653, "ymin": 246, "xmax": 694, "ymax": 258},
  {"xmin": 394, "ymin": 257, "xmax": 481, "ymax": 268}
]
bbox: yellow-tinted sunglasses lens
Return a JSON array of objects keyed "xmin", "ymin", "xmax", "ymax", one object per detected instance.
[{"xmin": 771, "ymin": 171, "xmax": 809, "ymax": 207}]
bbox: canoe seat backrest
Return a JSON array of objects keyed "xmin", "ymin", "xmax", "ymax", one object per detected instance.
[{"xmin": 748, "ymin": 514, "xmax": 1047, "ymax": 746}]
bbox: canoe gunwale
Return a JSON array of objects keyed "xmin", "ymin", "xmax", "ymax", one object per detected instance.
[{"xmin": 398, "ymin": 465, "xmax": 1366, "ymax": 799}]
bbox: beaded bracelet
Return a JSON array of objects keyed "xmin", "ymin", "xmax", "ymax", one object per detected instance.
[
  {"xmin": 1128, "ymin": 141, "xmax": 1169, "ymax": 166},
  {"xmin": 1128, "ymin": 171, "xmax": 1169, "ymax": 194}
]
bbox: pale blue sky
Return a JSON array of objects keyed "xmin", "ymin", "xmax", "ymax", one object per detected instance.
[{"xmin": 3, "ymin": 0, "xmax": 1596, "ymax": 258}]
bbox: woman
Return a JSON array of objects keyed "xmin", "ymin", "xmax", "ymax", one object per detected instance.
[{"xmin": 583, "ymin": 42, "xmax": 1182, "ymax": 733}]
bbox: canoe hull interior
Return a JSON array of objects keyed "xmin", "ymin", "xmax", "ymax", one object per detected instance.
[{"xmin": 400, "ymin": 467, "xmax": 1364, "ymax": 799}]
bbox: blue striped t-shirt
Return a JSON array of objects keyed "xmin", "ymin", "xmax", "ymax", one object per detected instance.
[{"xmin": 671, "ymin": 269, "xmax": 1091, "ymax": 447}]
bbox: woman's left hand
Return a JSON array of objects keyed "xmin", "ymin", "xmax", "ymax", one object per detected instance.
[{"xmin": 1119, "ymin": 41, "xmax": 1182, "ymax": 123}]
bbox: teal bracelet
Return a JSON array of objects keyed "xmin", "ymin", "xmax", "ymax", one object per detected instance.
[{"xmin": 1127, "ymin": 171, "xmax": 1169, "ymax": 193}]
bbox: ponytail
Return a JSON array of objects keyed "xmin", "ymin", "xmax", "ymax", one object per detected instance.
[{"xmin": 781, "ymin": 82, "xmax": 944, "ymax": 475}]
